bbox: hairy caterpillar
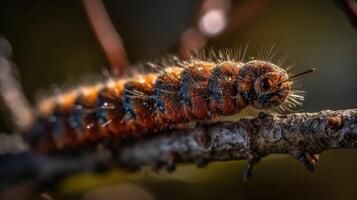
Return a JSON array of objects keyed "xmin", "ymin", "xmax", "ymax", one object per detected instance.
[{"xmin": 24, "ymin": 49, "xmax": 312, "ymax": 153}]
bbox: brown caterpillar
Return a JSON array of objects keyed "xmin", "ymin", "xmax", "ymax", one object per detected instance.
[{"xmin": 24, "ymin": 50, "xmax": 311, "ymax": 153}]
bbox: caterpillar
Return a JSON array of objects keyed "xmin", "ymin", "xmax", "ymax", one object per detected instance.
[{"xmin": 24, "ymin": 49, "xmax": 312, "ymax": 153}]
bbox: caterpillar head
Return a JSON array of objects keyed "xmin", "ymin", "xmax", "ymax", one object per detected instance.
[
  {"xmin": 252, "ymin": 68, "xmax": 291, "ymax": 109},
  {"xmin": 238, "ymin": 60, "xmax": 313, "ymax": 110}
]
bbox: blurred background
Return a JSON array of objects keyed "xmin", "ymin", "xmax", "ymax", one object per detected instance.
[{"xmin": 0, "ymin": 0, "xmax": 356, "ymax": 199}]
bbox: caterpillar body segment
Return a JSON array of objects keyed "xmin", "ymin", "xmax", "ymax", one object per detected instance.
[{"xmin": 24, "ymin": 58, "xmax": 299, "ymax": 152}]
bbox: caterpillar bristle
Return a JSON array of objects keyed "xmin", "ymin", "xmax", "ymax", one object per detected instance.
[{"xmin": 24, "ymin": 46, "xmax": 313, "ymax": 153}]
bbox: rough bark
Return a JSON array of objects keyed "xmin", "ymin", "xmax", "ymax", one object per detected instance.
[
  {"xmin": 1, "ymin": 109, "xmax": 356, "ymax": 186},
  {"xmin": 117, "ymin": 109, "xmax": 357, "ymax": 178}
]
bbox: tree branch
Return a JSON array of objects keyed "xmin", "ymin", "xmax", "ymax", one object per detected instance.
[
  {"xmin": 1, "ymin": 109, "xmax": 356, "ymax": 188},
  {"xmin": 117, "ymin": 109, "xmax": 357, "ymax": 178}
]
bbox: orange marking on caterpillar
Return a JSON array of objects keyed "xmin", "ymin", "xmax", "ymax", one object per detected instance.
[{"xmin": 24, "ymin": 52, "xmax": 313, "ymax": 153}]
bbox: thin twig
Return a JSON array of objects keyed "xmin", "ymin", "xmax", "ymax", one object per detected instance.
[
  {"xmin": 0, "ymin": 38, "xmax": 35, "ymax": 132},
  {"xmin": 333, "ymin": 0, "xmax": 357, "ymax": 28},
  {"xmin": 82, "ymin": 0, "xmax": 129, "ymax": 74}
]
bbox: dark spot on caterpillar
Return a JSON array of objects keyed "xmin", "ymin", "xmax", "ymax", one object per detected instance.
[
  {"xmin": 24, "ymin": 51, "xmax": 302, "ymax": 153},
  {"xmin": 209, "ymin": 65, "xmax": 224, "ymax": 102},
  {"xmin": 260, "ymin": 78, "xmax": 272, "ymax": 91},
  {"xmin": 96, "ymin": 93, "xmax": 110, "ymax": 126},
  {"xmin": 154, "ymin": 67, "xmax": 186, "ymax": 123},
  {"xmin": 208, "ymin": 61, "xmax": 243, "ymax": 115},
  {"xmin": 123, "ymin": 83, "xmax": 138, "ymax": 120},
  {"xmin": 23, "ymin": 117, "xmax": 48, "ymax": 148},
  {"xmin": 153, "ymin": 78, "xmax": 167, "ymax": 113},
  {"xmin": 48, "ymin": 110, "xmax": 63, "ymax": 138},
  {"xmin": 179, "ymin": 70, "xmax": 193, "ymax": 108}
]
